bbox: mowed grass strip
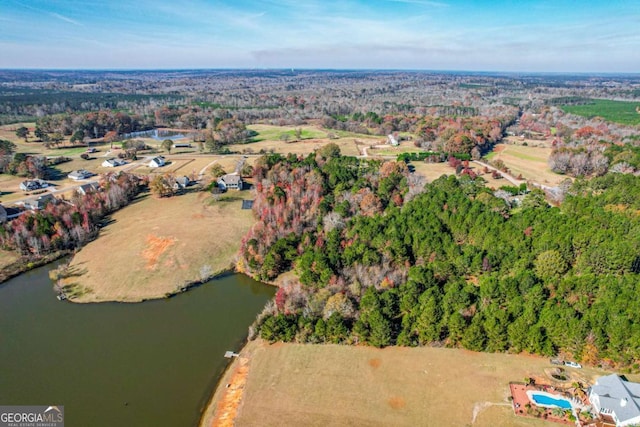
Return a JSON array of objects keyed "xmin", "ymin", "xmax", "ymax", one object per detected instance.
[
  {"xmin": 64, "ymin": 190, "xmax": 255, "ymax": 302},
  {"xmin": 561, "ymin": 99, "xmax": 640, "ymax": 126},
  {"xmin": 234, "ymin": 342, "xmax": 614, "ymax": 427}
]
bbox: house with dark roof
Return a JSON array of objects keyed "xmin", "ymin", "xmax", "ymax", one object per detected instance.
[
  {"xmin": 77, "ymin": 182, "xmax": 99, "ymax": 196},
  {"xmin": 217, "ymin": 173, "xmax": 243, "ymax": 191},
  {"xmin": 0, "ymin": 204, "xmax": 6, "ymax": 223},
  {"xmin": 24, "ymin": 194, "xmax": 56, "ymax": 210},
  {"xmin": 589, "ymin": 374, "xmax": 640, "ymax": 426}
]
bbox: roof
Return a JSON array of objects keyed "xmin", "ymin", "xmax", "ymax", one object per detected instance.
[
  {"xmin": 68, "ymin": 170, "xmax": 91, "ymax": 179},
  {"xmin": 591, "ymin": 375, "xmax": 640, "ymax": 423},
  {"xmin": 176, "ymin": 176, "xmax": 190, "ymax": 185},
  {"xmin": 219, "ymin": 174, "xmax": 242, "ymax": 185},
  {"xmin": 78, "ymin": 182, "xmax": 99, "ymax": 194},
  {"xmin": 0, "ymin": 205, "xmax": 6, "ymax": 223}
]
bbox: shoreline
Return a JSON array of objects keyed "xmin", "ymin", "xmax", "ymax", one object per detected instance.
[
  {"xmin": 0, "ymin": 250, "xmax": 70, "ymax": 286},
  {"xmin": 198, "ymin": 339, "xmax": 260, "ymax": 427}
]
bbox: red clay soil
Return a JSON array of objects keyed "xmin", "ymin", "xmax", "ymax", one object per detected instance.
[{"xmin": 509, "ymin": 383, "xmax": 573, "ymax": 425}]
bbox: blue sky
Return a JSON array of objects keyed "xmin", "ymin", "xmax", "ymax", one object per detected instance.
[{"xmin": 2, "ymin": 0, "xmax": 639, "ymax": 72}]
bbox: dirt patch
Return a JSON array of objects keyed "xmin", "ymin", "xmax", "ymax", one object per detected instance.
[
  {"xmin": 142, "ymin": 235, "xmax": 176, "ymax": 270},
  {"xmin": 368, "ymin": 358, "xmax": 382, "ymax": 369},
  {"xmin": 212, "ymin": 357, "xmax": 250, "ymax": 427},
  {"xmin": 387, "ymin": 396, "xmax": 406, "ymax": 410}
]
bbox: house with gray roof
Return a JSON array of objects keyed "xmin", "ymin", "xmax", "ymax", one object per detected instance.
[
  {"xmin": 589, "ymin": 374, "xmax": 640, "ymax": 426},
  {"xmin": 68, "ymin": 169, "xmax": 93, "ymax": 181},
  {"xmin": 173, "ymin": 176, "xmax": 191, "ymax": 191},
  {"xmin": 102, "ymin": 158, "xmax": 126, "ymax": 168},
  {"xmin": 0, "ymin": 204, "xmax": 6, "ymax": 223},
  {"xmin": 217, "ymin": 173, "xmax": 243, "ymax": 191},
  {"xmin": 24, "ymin": 194, "xmax": 56, "ymax": 210},
  {"xmin": 77, "ymin": 182, "xmax": 99, "ymax": 196},
  {"xmin": 149, "ymin": 157, "xmax": 165, "ymax": 168}
]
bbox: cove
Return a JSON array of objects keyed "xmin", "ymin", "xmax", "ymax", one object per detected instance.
[{"xmin": 0, "ymin": 260, "xmax": 275, "ymax": 427}]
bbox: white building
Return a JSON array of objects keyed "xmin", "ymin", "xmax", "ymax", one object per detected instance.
[
  {"xmin": 589, "ymin": 374, "xmax": 640, "ymax": 427},
  {"xmin": 102, "ymin": 158, "xmax": 126, "ymax": 167},
  {"xmin": 149, "ymin": 157, "xmax": 165, "ymax": 168}
]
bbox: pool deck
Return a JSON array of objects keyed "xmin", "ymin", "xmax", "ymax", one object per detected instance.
[{"xmin": 509, "ymin": 383, "xmax": 574, "ymax": 425}]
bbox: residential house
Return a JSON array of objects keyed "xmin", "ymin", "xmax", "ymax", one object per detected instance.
[
  {"xmin": 24, "ymin": 194, "xmax": 56, "ymax": 210},
  {"xmin": 217, "ymin": 173, "xmax": 243, "ymax": 191},
  {"xmin": 20, "ymin": 180, "xmax": 40, "ymax": 191},
  {"xmin": 387, "ymin": 133, "xmax": 399, "ymax": 146},
  {"xmin": 102, "ymin": 158, "xmax": 126, "ymax": 168},
  {"xmin": 68, "ymin": 170, "xmax": 93, "ymax": 180},
  {"xmin": 0, "ymin": 204, "xmax": 6, "ymax": 223},
  {"xmin": 77, "ymin": 182, "xmax": 99, "ymax": 196},
  {"xmin": 589, "ymin": 374, "xmax": 640, "ymax": 427},
  {"xmin": 149, "ymin": 157, "xmax": 165, "ymax": 168},
  {"xmin": 173, "ymin": 176, "xmax": 191, "ymax": 191}
]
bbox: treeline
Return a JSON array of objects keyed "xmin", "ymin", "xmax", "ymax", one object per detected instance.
[
  {"xmin": 247, "ymin": 154, "xmax": 640, "ymax": 366},
  {"xmin": 0, "ymin": 173, "xmax": 146, "ymax": 255},
  {"xmin": 0, "ymin": 139, "xmax": 48, "ymax": 178},
  {"xmin": 36, "ymin": 110, "xmax": 152, "ymax": 140}
]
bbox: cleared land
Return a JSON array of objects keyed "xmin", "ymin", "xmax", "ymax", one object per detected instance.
[
  {"xmin": 216, "ymin": 341, "xmax": 614, "ymax": 427},
  {"xmin": 484, "ymin": 144, "xmax": 565, "ymax": 186},
  {"xmin": 0, "ymin": 249, "xmax": 19, "ymax": 270},
  {"xmin": 561, "ymin": 99, "xmax": 640, "ymax": 126},
  {"xmin": 62, "ymin": 190, "xmax": 255, "ymax": 302}
]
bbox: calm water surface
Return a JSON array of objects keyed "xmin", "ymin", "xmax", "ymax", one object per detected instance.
[{"xmin": 0, "ymin": 261, "xmax": 274, "ymax": 427}]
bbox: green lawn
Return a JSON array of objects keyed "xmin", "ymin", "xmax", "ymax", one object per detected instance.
[
  {"xmin": 561, "ymin": 99, "xmax": 640, "ymax": 126},
  {"xmin": 247, "ymin": 125, "xmax": 327, "ymax": 142}
]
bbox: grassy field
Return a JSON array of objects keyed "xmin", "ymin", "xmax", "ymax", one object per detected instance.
[
  {"xmin": 221, "ymin": 341, "xmax": 617, "ymax": 427},
  {"xmin": 484, "ymin": 144, "xmax": 566, "ymax": 186},
  {"xmin": 0, "ymin": 249, "xmax": 19, "ymax": 270},
  {"xmin": 62, "ymin": 190, "xmax": 255, "ymax": 303},
  {"xmin": 561, "ymin": 99, "xmax": 640, "ymax": 126},
  {"xmin": 247, "ymin": 124, "xmax": 328, "ymax": 142}
]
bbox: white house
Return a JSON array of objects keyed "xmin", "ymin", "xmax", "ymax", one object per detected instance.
[
  {"xmin": 217, "ymin": 173, "xmax": 243, "ymax": 191},
  {"xmin": 173, "ymin": 176, "xmax": 191, "ymax": 191},
  {"xmin": 68, "ymin": 170, "xmax": 92, "ymax": 181},
  {"xmin": 102, "ymin": 158, "xmax": 126, "ymax": 168},
  {"xmin": 387, "ymin": 134, "xmax": 399, "ymax": 146},
  {"xmin": 589, "ymin": 374, "xmax": 640, "ymax": 426},
  {"xmin": 149, "ymin": 157, "xmax": 165, "ymax": 168}
]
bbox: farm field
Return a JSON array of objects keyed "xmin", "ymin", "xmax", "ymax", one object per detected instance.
[
  {"xmin": 561, "ymin": 99, "xmax": 640, "ymax": 126},
  {"xmin": 216, "ymin": 341, "xmax": 617, "ymax": 427},
  {"xmin": 484, "ymin": 144, "xmax": 566, "ymax": 186},
  {"xmin": 247, "ymin": 124, "xmax": 329, "ymax": 142},
  {"xmin": 62, "ymin": 189, "xmax": 255, "ymax": 302}
]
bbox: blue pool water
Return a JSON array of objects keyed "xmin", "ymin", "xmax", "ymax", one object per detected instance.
[{"xmin": 531, "ymin": 393, "xmax": 572, "ymax": 409}]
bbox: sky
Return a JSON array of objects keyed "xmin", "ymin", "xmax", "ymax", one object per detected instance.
[{"xmin": 1, "ymin": 0, "xmax": 639, "ymax": 72}]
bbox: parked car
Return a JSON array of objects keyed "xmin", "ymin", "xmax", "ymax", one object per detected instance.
[
  {"xmin": 86, "ymin": 147, "xmax": 97, "ymax": 153},
  {"xmin": 564, "ymin": 361, "xmax": 582, "ymax": 369}
]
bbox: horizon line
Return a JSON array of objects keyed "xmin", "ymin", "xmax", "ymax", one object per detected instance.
[{"xmin": 1, "ymin": 67, "xmax": 640, "ymax": 77}]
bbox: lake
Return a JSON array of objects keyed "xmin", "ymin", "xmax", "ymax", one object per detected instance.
[{"xmin": 0, "ymin": 261, "xmax": 275, "ymax": 427}]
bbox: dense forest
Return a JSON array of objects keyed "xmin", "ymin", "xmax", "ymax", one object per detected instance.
[{"xmin": 243, "ymin": 151, "xmax": 640, "ymax": 367}]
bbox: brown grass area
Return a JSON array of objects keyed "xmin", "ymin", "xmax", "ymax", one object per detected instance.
[
  {"xmin": 63, "ymin": 190, "xmax": 255, "ymax": 302},
  {"xmin": 230, "ymin": 341, "xmax": 618, "ymax": 427},
  {"xmin": 0, "ymin": 249, "xmax": 20, "ymax": 270},
  {"xmin": 489, "ymin": 144, "xmax": 565, "ymax": 186},
  {"xmin": 409, "ymin": 162, "xmax": 505, "ymax": 189}
]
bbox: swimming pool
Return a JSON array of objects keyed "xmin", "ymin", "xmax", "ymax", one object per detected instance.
[{"xmin": 529, "ymin": 392, "xmax": 572, "ymax": 409}]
